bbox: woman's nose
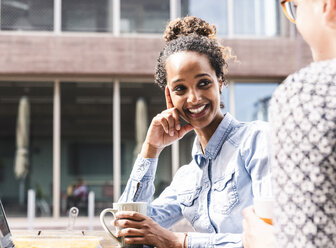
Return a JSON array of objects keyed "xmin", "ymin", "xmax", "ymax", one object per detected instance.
[{"xmin": 187, "ymin": 89, "xmax": 201, "ymax": 103}]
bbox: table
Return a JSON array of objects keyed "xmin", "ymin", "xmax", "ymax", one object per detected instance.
[
  {"xmin": 11, "ymin": 230, "xmax": 120, "ymax": 248},
  {"xmin": 91, "ymin": 231, "xmax": 119, "ymax": 248}
]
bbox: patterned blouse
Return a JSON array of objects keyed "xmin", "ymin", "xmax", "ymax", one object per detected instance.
[{"xmin": 269, "ymin": 58, "xmax": 336, "ymax": 247}]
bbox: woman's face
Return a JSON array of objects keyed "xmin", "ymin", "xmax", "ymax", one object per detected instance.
[{"xmin": 165, "ymin": 51, "xmax": 223, "ymax": 131}]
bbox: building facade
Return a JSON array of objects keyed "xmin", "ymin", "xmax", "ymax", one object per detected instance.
[{"xmin": 0, "ymin": 0, "xmax": 312, "ymax": 218}]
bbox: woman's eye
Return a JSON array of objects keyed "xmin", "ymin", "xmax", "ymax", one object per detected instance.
[
  {"xmin": 199, "ymin": 80, "xmax": 211, "ymax": 87},
  {"xmin": 173, "ymin": 85, "xmax": 186, "ymax": 92}
]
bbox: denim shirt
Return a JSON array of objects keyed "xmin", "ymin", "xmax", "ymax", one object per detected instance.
[{"xmin": 120, "ymin": 113, "xmax": 272, "ymax": 248}]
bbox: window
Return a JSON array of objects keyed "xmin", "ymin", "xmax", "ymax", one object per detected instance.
[
  {"xmin": 0, "ymin": 82, "xmax": 53, "ymax": 217},
  {"xmin": 60, "ymin": 82, "xmax": 113, "ymax": 215},
  {"xmin": 120, "ymin": 0, "xmax": 170, "ymax": 34},
  {"xmin": 181, "ymin": 0, "xmax": 228, "ymax": 36},
  {"xmin": 62, "ymin": 0, "xmax": 112, "ymax": 32},
  {"xmin": 234, "ymin": 82, "xmax": 279, "ymax": 122},
  {"xmin": 0, "ymin": 0, "xmax": 282, "ymax": 36},
  {"xmin": 120, "ymin": 82, "xmax": 172, "ymax": 197},
  {"xmin": 181, "ymin": 0, "xmax": 280, "ymax": 37},
  {"xmin": 234, "ymin": 0, "xmax": 279, "ymax": 36},
  {"xmin": 1, "ymin": 0, "xmax": 53, "ymax": 31}
]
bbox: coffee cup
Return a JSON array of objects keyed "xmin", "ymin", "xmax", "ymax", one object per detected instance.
[
  {"xmin": 100, "ymin": 202, "xmax": 147, "ymax": 248},
  {"xmin": 254, "ymin": 198, "xmax": 273, "ymax": 225}
]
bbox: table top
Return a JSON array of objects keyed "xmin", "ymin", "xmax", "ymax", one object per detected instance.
[
  {"xmin": 11, "ymin": 230, "xmax": 120, "ymax": 248},
  {"xmin": 95, "ymin": 231, "xmax": 119, "ymax": 248}
]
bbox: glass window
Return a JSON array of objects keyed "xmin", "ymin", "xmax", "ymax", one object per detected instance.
[
  {"xmin": 61, "ymin": 82, "xmax": 113, "ymax": 216},
  {"xmin": 181, "ymin": 0, "xmax": 279, "ymax": 37},
  {"xmin": 1, "ymin": 0, "xmax": 53, "ymax": 31},
  {"xmin": 0, "ymin": 82, "xmax": 53, "ymax": 217},
  {"xmin": 234, "ymin": 82, "xmax": 279, "ymax": 122},
  {"xmin": 221, "ymin": 85, "xmax": 230, "ymax": 114},
  {"xmin": 120, "ymin": 0, "xmax": 170, "ymax": 34},
  {"xmin": 62, "ymin": 0, "xmax": 112, "ymax": 32},
  {"xmin": 120, "ymin": 83, "xmax": 171, "ymax": 198},
  {"xmin": 181, "ymin": 0, "xmax": 228, "ymax": 36},
  {"xmin": 234, "ymin": 0, "xmax": 279, "ymax": 36},
  {"xmin": 233, "ymin": 0, "xmax": 256, "ymax": 35}
]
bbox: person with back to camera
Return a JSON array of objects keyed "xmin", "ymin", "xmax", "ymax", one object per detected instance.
[
  {"xmin": 115, "ymin": 16, "xmax": 272, "ymax": 248},
  {"xmin": 242, "ymin": 0, "xmax": 336, "ymax": 247}
]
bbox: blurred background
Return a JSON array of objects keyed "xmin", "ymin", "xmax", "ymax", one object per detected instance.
[{"xmin": 0, "ymin": 0, "xmax": 312, "ymax": 225}]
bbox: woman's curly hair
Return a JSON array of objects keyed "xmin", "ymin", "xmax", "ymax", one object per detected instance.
[{"xmin": 155, "ymin": 16, "xmax": 234, "ymax": 89}]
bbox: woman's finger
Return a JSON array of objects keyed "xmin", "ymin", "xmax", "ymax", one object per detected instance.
[
  {"xmin": 114, "ymin": 218, "xmax": 144, "ymax": 230},
  {"xmin": 124, "ymin": 236, "xmax": 147, "ymax": 245},
  {"xmin": 158, "ymin": 115, "xmax": 169, "ymax": 134},
  {"xmin": 243, "ymin": 206, "xmax": 260, "ymax": 223},
  {"xmin": 165, "ymin": 86, "xmax": 174, "ymax": 109},
  {"xmin": 164, "ymin": 113, "xmax": 175, "ymax": 136},
  {"xmin": 117, "ymin": 227, "xmax": 144, "ymax": 237},
  {"xmin": 115, "ymin": 211, "xmax": 147, "ymax": 221},
  {"xmin": 158, "ymin": 112, "xmax": 175, "ymax": 136},
  {"xmin": 171, "ymin": 108, "xmax": 181, "ymax": 131}
]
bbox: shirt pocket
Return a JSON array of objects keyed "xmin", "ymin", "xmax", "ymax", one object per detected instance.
[
  {"xmin": 212, "ymin": 170, "xmax": 239, "ymax": 215},
  {"xmin": 177, "ymin": 187, "xmax": 201, "ymax": 224}
]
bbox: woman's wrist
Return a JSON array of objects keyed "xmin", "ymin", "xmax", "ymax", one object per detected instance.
[
  {"xmin": 140, "ymin": 142, "xmax": 162, "ymax": 158},
  {"xmin": 172, "ymin": 232, "xmax": 187, "ymax": 248}
]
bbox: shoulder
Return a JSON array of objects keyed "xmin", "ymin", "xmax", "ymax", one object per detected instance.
[
  {"xmin": 238, "ymin": 121, "xmax": 272, "ymax": 168},
  {"xmin": 228, "ymin": 120, "xmax": 271, "ymax": 155},
  {"xmin": 270, "ymin": 59, "xmax": 336, "ymax": 118},
  {"xmin": 243, "ymin": 120, "xmax": 271, "ymax": 147},
  {"xmin": 273, "ymin": 59, "xmax": 336, "ymax": 99},
  {"xmin": 224, "ymin": 114, "xmax": 270, "ymax": 147},
  {"xmin": 237, "ymin": 120, "xmax": 270, "ymax": 140}
]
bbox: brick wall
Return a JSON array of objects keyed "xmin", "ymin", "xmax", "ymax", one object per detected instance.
[{"xmin": 0, "ymin": 33, "xmax": 312, "ymax": 80}]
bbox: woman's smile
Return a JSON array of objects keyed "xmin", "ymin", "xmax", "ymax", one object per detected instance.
[{"xmin": 185, "ymin": 104, "xmax": 209, "ymax": 118}]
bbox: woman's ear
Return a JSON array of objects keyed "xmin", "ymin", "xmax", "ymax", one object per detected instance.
[
  {"xmin": 323, "ymin": 0, "xmax": 336, "ymax": 28},
  {"xmin": 219, "ymin": 80, "xmax": 224, "ymax": 94}
]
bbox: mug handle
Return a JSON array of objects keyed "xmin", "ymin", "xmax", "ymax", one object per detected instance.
[{"xmin": 99, "ymin": 208, "xmax": 123, "ymax": 245}]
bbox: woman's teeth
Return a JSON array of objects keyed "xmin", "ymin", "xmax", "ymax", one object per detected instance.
[{"xmin": 189, "ymin": 105, "xmax": 206, "ymax": 114}]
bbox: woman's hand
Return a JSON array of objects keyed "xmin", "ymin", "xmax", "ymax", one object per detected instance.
[
  {"xmin": 141, "ymin": 86, "xmax": 193, "ymax": 158},
  {"xmin": 242, "ymin": 206, "xmax": 275, "ymax": 248},
  {"xmin": 114, "ymin": 211, "xmax": 185, "ymax": 248}
]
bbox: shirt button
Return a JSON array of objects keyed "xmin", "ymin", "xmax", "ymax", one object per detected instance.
[
  {"xmin": 204, "ymin": 182, "xmax": 209, "ymax": 188},
  {"xmin": 208, "ymin": 226, "xmax": 212, "ymax": 232}
]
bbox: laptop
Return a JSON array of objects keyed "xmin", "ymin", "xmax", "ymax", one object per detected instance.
[{"xmin": 0, "ymin": 200, "xmax": 15, "ymax": 248}]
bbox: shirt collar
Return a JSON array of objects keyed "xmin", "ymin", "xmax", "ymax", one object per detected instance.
[{"xmin": 192, "ymin": 112, "xmax": 239, "ymax": 165}]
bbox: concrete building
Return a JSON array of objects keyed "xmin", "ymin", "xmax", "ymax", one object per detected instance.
[{"xmin": 0, "ymin": 0, "xmax": 311, "ymax": 221}]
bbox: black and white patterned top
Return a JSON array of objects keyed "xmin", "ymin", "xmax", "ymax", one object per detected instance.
[{"xmin": 269, "ymin": 58, "xmax": 336, "ymax": 248}]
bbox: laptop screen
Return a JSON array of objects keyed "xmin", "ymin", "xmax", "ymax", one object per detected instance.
[
  {"xmin": 0, "ymin": 200, "xmax": 10, "ymax": 238},
  {"xmin": 0, "ymin": 200, "xmax": 14, "ymax": 248}
]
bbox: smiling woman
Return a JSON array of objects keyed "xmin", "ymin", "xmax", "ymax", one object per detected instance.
[
  {"xmin": 164, "ymin": 51, "xmax": 223, "ymax": 147},
  {"xmin": 117, "ymin": 16, "xmax": 273, "ymax": 248}
]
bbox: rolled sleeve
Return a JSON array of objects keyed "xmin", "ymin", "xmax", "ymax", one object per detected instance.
[
  {"xmin": 130, "ymin": 155, "xmax": 158, "ymax": 181},
  {"xmin": 119, "ymin": 155, "xmax": 158, "ymax": 203}
]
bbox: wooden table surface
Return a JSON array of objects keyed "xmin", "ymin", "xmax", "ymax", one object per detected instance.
[{"xmin": 11, "ymin": 230, "xmax": 120, "ymax": 248}]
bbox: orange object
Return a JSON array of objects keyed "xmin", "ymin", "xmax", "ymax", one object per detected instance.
[{"xmin": 260, "ymin": 217, "xmax": 273, "ymax": 225}]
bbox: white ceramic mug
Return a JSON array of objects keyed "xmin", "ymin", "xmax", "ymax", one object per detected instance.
[
  {"xmin": 254, "ymin": 198, "xmax": 274, "ymax": 225},
  {"xmin": 100, "ymin": 202, "xmax": 147, "ymax": 248}
]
